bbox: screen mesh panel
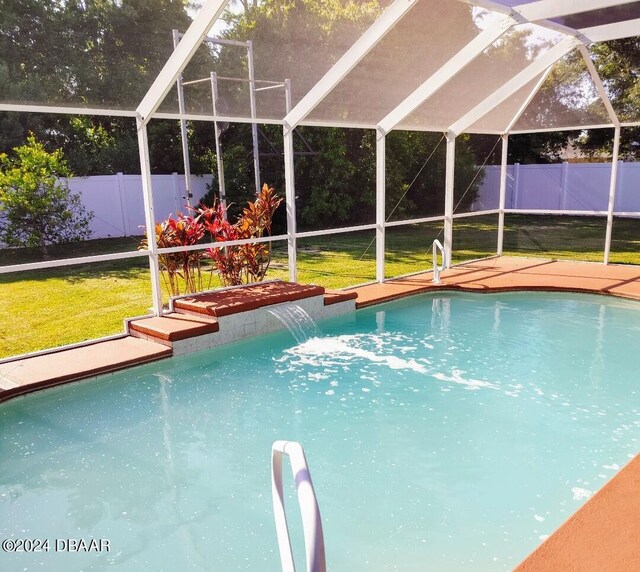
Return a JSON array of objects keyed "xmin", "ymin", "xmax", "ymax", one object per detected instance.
[
  {"xmin": 2, "ymin": 0, "xmax": 636, "ymax": 134},
  {"xmin": 398, "ymin": 24, "xmax": 565, "ymax": 132},
  {"xmin": 512, "ymin": 48, "xmax": 611, "ymax": 131},
  {"xmin": 385, "ymin": 131, "xmax": 446, "ymax": 222},
  {"xmin": 385, "ymin": 221, "xmax": 444, "ymax": 278},
  {"xmin": 0, "ymin": 262, "xmax": 151, "ymax": 357},
  {"xmin": 609, "ymin": 215, "xmax": 640, "ymax": 264},
  {"xmin": 609, "ymin": 146, "xmax": 640, "ymax": 264},
  {"xmin": 467, "ymin": 75, "xmax": 545, "ymax": 133},
  {"xmin": 306, "ymin": 1, "xmax": 483, "ymax": 126},
  {"xmin": 587, "ymin": 40, "xmax": 640, "ymax": 123},
  {"xmin": 458, "ymin": 135, "xmax": 503, "ymax": 212},
  {"xmin": 503, "ymin": 213, "xmax": 608, "ymax": 261},
  {"xmin": 451, "ymin": 213, "xmax": 498, "ymax": 263},
  {"xmin": 169, "ymin": 0, "xmax": 395, "ymax": 120},
  {"xmin": 296, "ymin": 231, "xmax": 377, "ymax": 288}
]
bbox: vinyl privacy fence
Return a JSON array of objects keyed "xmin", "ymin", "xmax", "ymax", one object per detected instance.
[
  {"xmin": 65, "ymin": 173, "xmax": 213, "ymax": 239},
  {"xmin": 473, "ymin": 162, "xmax": 640, "ymax": 214}
]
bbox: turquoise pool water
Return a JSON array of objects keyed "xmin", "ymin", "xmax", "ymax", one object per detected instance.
[{"xmin": 1, "ymin": 292, "xmax": 640, "ymax": 571}]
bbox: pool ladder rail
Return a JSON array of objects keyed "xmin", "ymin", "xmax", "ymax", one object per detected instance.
[
  {"xmin": 432, "ymin": 239, "xmax": 446, "ymax": 284},
  {"xmin": 271, "ymin": 441, "xmax": 326, "ymax": 572}
]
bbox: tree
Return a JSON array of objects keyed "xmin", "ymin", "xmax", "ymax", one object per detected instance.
[
  {"xmin": 0, "ymin": 134, "xmax": 92, "ymax": 256},
  {"xmin": 577, "ymin": 39, "xmax": 640, "ymax": 159},
  {"xmin": 0, "ymin": 0, "xmax": 215, "ymax": 174}
]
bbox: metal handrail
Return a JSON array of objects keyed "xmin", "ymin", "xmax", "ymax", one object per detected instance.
[
  {"xmin": 432, "ymin": 239, "xmax": 445, "ymax": 284},
  {"xmin": 271, "ymin": 441, "xmax": 326, "ymax": 572}
]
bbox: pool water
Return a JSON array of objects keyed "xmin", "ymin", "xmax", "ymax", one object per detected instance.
[{"xmin": 2, "ymin": 292, "xmax": 640, "ymax": 571}]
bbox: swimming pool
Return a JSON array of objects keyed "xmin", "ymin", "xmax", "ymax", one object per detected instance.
[{"xmin": 1, "ymin": 291, "xmax": 639, "ymax": 571}]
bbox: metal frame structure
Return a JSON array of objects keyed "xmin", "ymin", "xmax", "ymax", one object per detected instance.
[{"xmin": 2, "ymin": 0, "xmax": 640, "ymax": 320}]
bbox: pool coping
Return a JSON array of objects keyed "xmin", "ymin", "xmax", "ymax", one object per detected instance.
[{"xmin": 2, "ymin": 255, "xmax": 640, "ymax": 570}]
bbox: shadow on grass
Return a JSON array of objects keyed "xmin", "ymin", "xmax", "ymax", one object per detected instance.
[
  {"xmin": 0, "ymin": 235, "xmax": 145, "ymax": 266},
  {"xmin": 0, "ymin": 258, "xmax": 150, "ymax": 286}
]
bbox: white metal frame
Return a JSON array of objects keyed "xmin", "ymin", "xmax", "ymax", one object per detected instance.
[{"xmin": 376, "ymin": 128, "xmax": 386, "ymax": 282}]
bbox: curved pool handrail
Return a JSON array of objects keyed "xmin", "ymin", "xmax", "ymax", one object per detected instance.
[
  {"xmin": 432, "ymin": 239, "xmax": 446, "ymax": 284},
  {"xmin": 271, "ymin": 440, "xmax": 326, "ymax": 572}
]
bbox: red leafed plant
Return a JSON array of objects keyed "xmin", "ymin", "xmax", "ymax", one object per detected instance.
[
  {"xmin": 142, "ymin": 183, "xmax": 283, "ymax": 296},
  {"xmin": 141, "ymin": 212, "xmax": 206, "ymax": 297},
  {"xmin": 198, "ymin": 183, "xmax": 283, "ymax": 287}
]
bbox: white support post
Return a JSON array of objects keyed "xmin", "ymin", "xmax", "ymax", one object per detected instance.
[
  {"xmin": 172, "ymin": 29, "xmax": 193, "ymax": 209},
  {"xmin": 137, "ymin": 120, "xmax": 164, "ymax": 315},
  {"xmin": 284, "ymin": 79, "xmax": 292, "ymax": 114},
  {"xmin": 449, "ymin": 37, "xmax": 578, "ymax": 136},
  {"xmin": 210, "ymin": 72, "xmax": 227, "ymax": 216},
  {"xmin": 247, "ymin": 40, "xmax": 261, "ymax": 194},
  {"xmin": 115, "ymin": 172, "xmax": 129, "ymax": 236},
  {"xmin": 604, "ymin": 126, "xmax": 622, "ymax": 264},
  {"xmin": 137, "ymin": 0, "xmax": 230, "ymax": 126},
  {"xmin": 497, "ymin": 134, "xmax": 508, "ymax": 256},
  {"xmin": 378, "ymin": 15, "xmax": 517, "ymax": 134},
  {"xmin": 444, "ymin": 132, "xmax": 456, "ymax": 268},
  {"xmin": 283, "ymin": 124, "xmax": 297, "ymax": 282},
  {"xmin": 560, "ymin": 161, "xmax": 569, "ymax": 210},
  {"xmin": 376, "ymin": 128, "xmax": 386, "ymax": 283},
  {"xmin": 513, "ymin": 163, "xmax": 521, "ymax": 209}
]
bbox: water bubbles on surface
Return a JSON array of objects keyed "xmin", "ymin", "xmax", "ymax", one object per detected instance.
[{"xmin": 571, "ymin": 487, "xmax": 593, "ymax": 501}]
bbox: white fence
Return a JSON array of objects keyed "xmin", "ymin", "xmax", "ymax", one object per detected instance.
[
  {"xmin": 66, "ymin": 173, "xmax": 213, "ymax": 239},
  {"xmin": 473, "ymin": 162, "xmax": 640, "ymax": 213}
]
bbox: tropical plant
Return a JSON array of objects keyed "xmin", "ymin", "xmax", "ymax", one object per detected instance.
[
  {"xmin": 0, "ymin": 133, "xmax": 92, "ymax": 256},
  {"xmin": 199, "ymin": 183, "xmax": 284, "ymax": 286},
  {"xmin": 141, "ymin": 183, "xmax": 283, "ymax": 296},
  {"xmin": 141, "ymin": 213, "xmax": 206, "ymax": 297}
]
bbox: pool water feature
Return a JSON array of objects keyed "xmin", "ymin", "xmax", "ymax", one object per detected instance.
[{"xmin": 1, "ymin": 291, "xmax": 639, "ymax": 571}]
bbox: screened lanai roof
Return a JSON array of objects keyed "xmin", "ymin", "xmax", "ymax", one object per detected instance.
[{"xmin": 3, "ymin": 0, "xmax": 640, "ymax": 135}]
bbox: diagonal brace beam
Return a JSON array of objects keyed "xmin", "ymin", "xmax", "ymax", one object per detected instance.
[
  {"xmin": 579, "ymin": 17, "xmax": 640, "ymax": 42},
  {"xmin": 515, "ymin": 0, "xmax": 640, "ymax": 23},
  {"xmin": 136, "ymin": 0, "xmax": 230, "ymax": 127},
  {"xmin": 283, "ymin": 0, "xmax": 417, "ymax": 131},
  {"xmin": 449, "ymin": 36, "xmax": 579, "ymax": 136},
  {"xmin": 578, "ymin": 44, "xmax": 619, "ymax": 127},
  {"xmin": 377, "ymin": 15, "xmax": 518, "ymax": 135}
]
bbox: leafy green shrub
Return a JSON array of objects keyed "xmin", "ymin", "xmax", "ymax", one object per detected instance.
[{"xmin": 0, "ymin": 134, "xmax": 92, "ymax": 256}]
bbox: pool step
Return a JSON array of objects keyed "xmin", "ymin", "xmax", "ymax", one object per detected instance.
[
  {"xmin": 129, "ymin": 313, "xmax": 220, "ymax": 348},
  {"xmin": 0, "ymin": 337, "xmax": 172, "ymax": 402},
  {"xmin": 323, "ymin": 289, "xmax": 358, "ymax": 306},
  {"xmin": 173, "ymin": 281, "xmax": 326, "ymax": 317},
  {"xmin": 128, "ymin": 282, "xmax": 358, "ymax": 356}
]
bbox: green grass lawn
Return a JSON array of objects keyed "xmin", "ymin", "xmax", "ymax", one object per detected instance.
[{"xmin": 2, "ymin": 214, "xmax": 640, "ymax": 358}]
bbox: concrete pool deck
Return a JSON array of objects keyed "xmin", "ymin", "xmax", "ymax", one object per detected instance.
[
  {"xmin": 353, "ymin": 256, "xmax": 640, "ymax": 307},
  {"xmin": 1, "ymin": 255, "xmax": 640, "ymax": 569}
]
